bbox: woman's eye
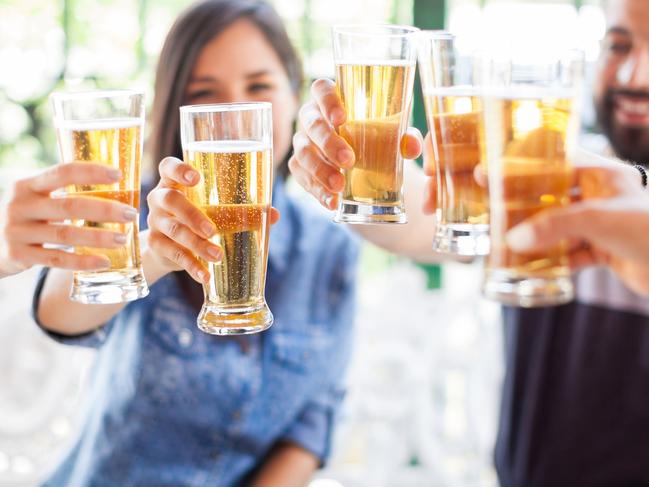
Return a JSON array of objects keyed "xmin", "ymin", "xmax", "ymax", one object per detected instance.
[
  {"xmin": 249, "ymin": 83, "xmax": 273, "ymax": 93},
  {"xmin": 605, "ymin": 40, "xmax": 632, "ymax": 56},
  {"xmin": 187, "ymin": 90, "xmax": 213, "ymax": 100}
]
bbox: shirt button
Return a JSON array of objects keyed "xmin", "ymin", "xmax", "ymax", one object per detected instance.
[
  {"xmin": 209, "ymin": 451, "xmax": 220, "ymax": 460},
  {"xmin": 178, "ymin": 328, "xmax": 193, "ymax": 348},
  {"xmin": 232, "ymin": 410, "xmax": 241, "ymax": 420}
]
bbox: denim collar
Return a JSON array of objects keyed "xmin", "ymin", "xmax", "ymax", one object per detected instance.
[{"xmin": 268, "ymin": 177, "xmax": 293, "ymax": 275}]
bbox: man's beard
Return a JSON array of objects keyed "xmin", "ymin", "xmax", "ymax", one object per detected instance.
[{"xmin": 596, "ymin": 88, "xmax": 649, "ymax": 166}]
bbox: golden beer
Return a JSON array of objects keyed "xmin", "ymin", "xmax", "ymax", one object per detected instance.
[
  {"xmin": 485, "ymin": 95, "xmax": 574, "ymax": 305},
  {"xmin": 54, "ymin": 118, "xmax": 147, "ymax": 302},
  {"xmin": 424, "ymin": 91, "xmax": 489, "ymax": 253},
  {"xmin": 335, "ymin": 61, "xmax": 416, "ymax": 222},
  {"xmin": 184, "ymin": 141, "xmax": 272, "ymax": 332}
]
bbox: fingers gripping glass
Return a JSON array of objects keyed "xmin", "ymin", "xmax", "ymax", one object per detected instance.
[
  {"xmin": 180, "ymin": 102, "xmax": 274, "ymax": 335},
  {"xmin": 417, "ymin": 32, "xmax": 490, "ymax": 256},
  {"xmin": 481, "ymin": 51, "xmax": 584, "ymax": 307},
  {"xmin": 332, "ymin": 24, "xmax": 419, "ymax": 224},
  {"xmin": 51, "ymin": 90, "xmax": 149, "ymax": 304}
]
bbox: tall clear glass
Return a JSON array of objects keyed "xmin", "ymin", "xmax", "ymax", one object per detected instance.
[
  {"xmin": 180, "ymin": 102, "xmax": 274, "ymax": 335},
  {"xmin": 481, "ymin": 51, "xmax": 584, "ymax": 307},
  {"xmin": 418, "ymin": 32, "xmax": 489, "ymax": 256},
  {"xmin": 51, "ymin": 90, "xmax": 149, "ymax": 304},
  {"xmin": 332, "ymin": 24, "xmax": 418, "ymax": 224}
]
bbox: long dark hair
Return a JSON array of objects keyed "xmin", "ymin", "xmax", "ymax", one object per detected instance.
[
  {"xmin": 148, "ymin": 0, "xmax": 303, "ymax": 309},
  {"xmin": 148, "ymin": 0, "xmax": 303, "ymax": 182}
]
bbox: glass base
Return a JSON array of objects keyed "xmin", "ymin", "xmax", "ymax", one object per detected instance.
[
  {"xmin": 482, "ymin": 269, "xmax": 574, "ymax": 307},
  {"xmin": 70, "ymin": 268, "xmax": 149, "ymax": 304},
  {"xmin": 334, "ymin": 200, "xmax": 407, "ymax": 225},
  {"xmin": 197, "ymin": 302, "xmax": 273, "ymax": 335},
  {"xmin": 433, "ymin": 223, "xmax": 490, "ymax": 257}
]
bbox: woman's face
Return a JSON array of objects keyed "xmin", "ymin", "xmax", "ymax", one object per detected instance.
[{"xmin": 186, "ymin": 19, "xmax": 299, "ymax": 167}]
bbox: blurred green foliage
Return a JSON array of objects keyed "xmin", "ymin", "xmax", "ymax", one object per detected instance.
[{"xmin": 0, "ymin": 0, "xmax": 412, "ymax": 173}]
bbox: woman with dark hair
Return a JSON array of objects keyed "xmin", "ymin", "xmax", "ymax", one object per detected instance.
[{"xmin": 33, "ymin": 1, "xmax": 359, "ymax": 486}]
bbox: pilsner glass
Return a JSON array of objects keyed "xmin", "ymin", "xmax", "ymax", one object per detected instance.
[
  {"xmin": 418, "ymin": 32, "xmax": 489, "ymax": 256},
  {"xmin": 332, "ymin": 24, "xmax": 418, "ymax": 224},
  {"xmin": 51, "ymin": 90, "xmax": 149, "ymax": 304},
  {"xmin": 180, "ymin": 102, "xmax": 273, "ymax": 335},
  {"xmin": 481, "ymin": 51, "xmax": 584, "ymax": 307}
]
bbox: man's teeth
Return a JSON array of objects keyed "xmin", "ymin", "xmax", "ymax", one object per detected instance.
[{"xmin": 618, "ymin": 97, "xmax": 649, "ymax": 115}]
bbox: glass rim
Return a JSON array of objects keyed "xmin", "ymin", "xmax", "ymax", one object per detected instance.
[
  {"xmin": 179, "ymin": 102, "xmax": 272, "ymax": 114},
  {"xmin": 417, "ymin": 29, "xmax": 454, "ymax": 41},
  {"xmin": 481, "ymin": 48, "xmax": 585, "ymax": 65},
  {"xmin": 50, "ymin": 89, "xmax": 144, "ymax": 101},
  {"xmin": 332, "ymin": 23, "xmax": 421, "ymax": 38}
]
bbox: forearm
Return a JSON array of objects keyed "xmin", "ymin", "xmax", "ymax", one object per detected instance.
[
  {"xmin": 37, "ymin": 231, "xmax": 171, "ymax": 333},
  {"xmin": 352, "ymin": 161, "xmax": 442, "ymax": 263},
  {"xmin": 249, "ymin": 442, "xmax": 319, "ymax": 487}
]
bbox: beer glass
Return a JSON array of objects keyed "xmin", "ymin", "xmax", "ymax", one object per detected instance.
[
  {"xmin": 332, "ymin": 24, "xmax": 418, "ymax": 224},
  {"xmin": 418, "ymin": 32, "xmax": 489, "ymax": 256},
  {"xmin": 51, "ymin": 90, "xmax": 149, "ymax": 304},
  {"xmin": 481, "ymin": 52, "xmax": 584, "ymax": 307},
  {"xmin": 180, "ymin": 102, "xmax": 274, "ymax": 335}
]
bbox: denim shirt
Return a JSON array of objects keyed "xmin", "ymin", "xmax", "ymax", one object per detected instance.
[{"xmin": 33, "ymin": 179, "xmax": 359, "ymax": 487}]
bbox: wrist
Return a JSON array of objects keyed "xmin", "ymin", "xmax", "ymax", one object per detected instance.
[
  {"xmin": 0, "ymin": 259, "xmax": 23, "ymax": 279},
  {"xmin": 140, "ymin": 232, "xmax": 175, "ymax": 286},
  {"xmin": 633, "ymin": 164, "xmax": 648, "ymax": 188}
]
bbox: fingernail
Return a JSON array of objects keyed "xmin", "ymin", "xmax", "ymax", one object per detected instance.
[
  {"xmin": 184, "ymin": 171, "xmax": 197, "ymax": 183},
  {"xmin": 114, "ymin": 233, "xmax": 127, "ymax": 245},
  {"xmin": 207, "ymin": 246, "xmax": 222, "ymax": 261},
  {"xmin": 198, "ymin": 270, "xmax": 209, "ymax": 282},
  {"xmin": 124, "ymin": 209, "xmax": 138, "ymax": 221},
  {"xmin": 506, "ymin": 224, "xmax": 536, "ymax": 251},
  {"xmin": 328, "ymin": 173, "xmax": 343, "ymax": 190},
  {"xmin": 107, "ymin": 168, "xmax": 121, "ymax": 180},
  {"xmin": 330, "ymin": 108, "xmax": 345, "ymax": 125},
  {"xmin": 201, "ymin": 222, "xmax": 215, "ymax": 238},
  {"xmin": 338, "ymin": 149, "xmax": 354, "ymax": 165},
  {"xmin": 323, "ymin": 193, "xmax": 334, "ymax": 209}
]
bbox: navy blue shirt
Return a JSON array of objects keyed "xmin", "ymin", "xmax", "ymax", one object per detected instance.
[
  {"xmin": 496, "ymin": 268, "xmax": 649, "ymax": 487},
  {"xmin": 34, "ymin": 179, "xmax": 359, "ymax": 487}
]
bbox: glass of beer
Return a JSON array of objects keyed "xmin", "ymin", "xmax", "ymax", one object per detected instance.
[
  {"xmin": 418, "ymin": 32, "xmax": 489, "ymax": 256},
  {"xmin": 180, "ymin": 102, "xmax": 273, "ymax": 335},
  {"xmin": 332, "ymin": 24, "xmax": 418, "ymax": 224},
  {"xmin": 51, "ymin": 90, "xmax": 149, "ymax": 304},
  {"xmin": 481, "ymin": 52, "xmax": 584, "ymax": 307}
]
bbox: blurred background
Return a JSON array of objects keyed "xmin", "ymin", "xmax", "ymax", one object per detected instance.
[{"xmin": 0, "ymin": 0, "xmax": 605, "ymax": 486}]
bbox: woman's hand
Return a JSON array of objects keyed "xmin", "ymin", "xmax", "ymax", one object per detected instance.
[
  {"xmin": 506, "ymin": 149, "xmax": 649, "ymax": 295},
  {"xmin": 0, "ymin": 163, "xmax": 138, "ymax": 278},
  {"xmin": 146, "ymin": 157, "xmax": 279, "ymax": 284},
  {"xmin": 289, "ymin": 78, "xmax": 423, "ymax": 210},
  {"xmin": 146, "ymin": 157, "xmax": 224, "ymax": 284}
]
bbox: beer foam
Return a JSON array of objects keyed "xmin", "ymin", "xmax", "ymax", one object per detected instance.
[
  {"xmin": 424, "ymin": 85, "xmax": 480, "ymax": 97},
  {"xmin": 335, "ymin": 60, "xmax": 416, "ymax": 67},
  {"xmin": 55, "ymin": 117, "xmax": 143, "ymax": 130},
  {"xmin": 481, "ymin": 85, "xmax": 574, "ymax": 100},
  {"xmin": 184, "ymin": 140, "xmax": 271, "ymax": 154}
]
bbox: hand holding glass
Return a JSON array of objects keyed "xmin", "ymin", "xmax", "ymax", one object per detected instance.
[
  {"xmin": 418, "ymin": 32, "xmax": 489, "ymax": 256},
  {"xmin": 51, "ymin": 90, "xmax": 149, "ymax": 304},
  {"xmin": 180, "ymin": 102, "xmax": 273, "ymax": 335},
  {"xmin": 481, "ymin": 52, "xmax": 584, "ymax": 307},
  {"xmin": 332, "ymin": 24, "xmax": 418, "ymax": 224}
]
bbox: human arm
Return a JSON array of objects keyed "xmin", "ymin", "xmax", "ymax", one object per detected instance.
[
  {"xmin": 0, "ymin": 162, "xmax": 137, "ymax": 279},
  {"xmin": 506, "ymin": 149, "xmax": 649, "ymax": 296},
  {"xmin": 36, "ymin": 157, "xmax": 225, "ymax": 334},
  {"xmin": 249, "ymin": 441, "xmax": 319, "ymax": 487},
  {"xmin": 37, "ymin": 157, "xmax": 279, "ymax": 335},
  {"xmin": 288, "ymin": 79, "xmax": 442, "ymax": 263}
]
